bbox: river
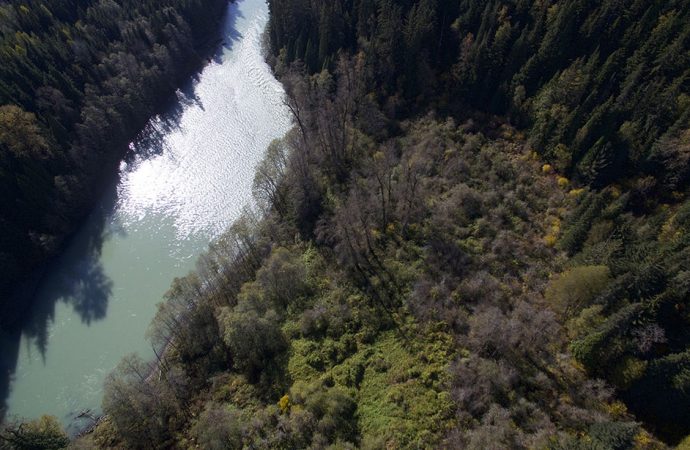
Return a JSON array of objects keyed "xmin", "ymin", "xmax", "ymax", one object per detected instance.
[{"xmin": 0, "ymin": 0, "xmax": 290, "ymax": 435}]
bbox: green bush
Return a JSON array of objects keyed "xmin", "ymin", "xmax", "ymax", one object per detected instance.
[
  {"xmin": 255, "ymin": 247, "xmax": 309, "ymax": 310},
  {"xmin": 545, "ymin": 265, "xmax": 611, "ymax": 316},
  {"xmin": 218, "ymin": 304, "xmax": 287, "ymax": 382},
  {"xmin": 191, "ymin": 403, "xmax": 243, "ymax": 450},
  {"xmin": 588, "ymin": 421, "xmax": 639, "ymax": 450}
]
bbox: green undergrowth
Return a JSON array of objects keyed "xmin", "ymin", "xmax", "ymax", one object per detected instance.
[
  {"xmin": 286, "ymin": 325, "xmax": 455, "ymax": 448},
  {"xmin": 190, "ymin": 243, "xmax": 458, "ymax": 448}
]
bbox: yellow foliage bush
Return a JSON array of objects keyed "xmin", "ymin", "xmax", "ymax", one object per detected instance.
[
  {"xmin": 604, "ymin": 400, "xmax": 628, "ymax": 419},
  {"xmin": 544, "ymin": 234, "xmax": 557, "ymax": 247},
  {"xmin": 544, "ymin": 217, "xmax": 561, "ymax": 247},
  {"xmin": 659, "ymin": 214, "xmax": 681, "ymax": 242},
  {"xmin": 633, "ymin": 430, "xmax": 655, "ymax": 449},
  {"xmin": 278, "ymin": 394, "xmax": 290, "ymax": 413},
  {"xmin": 551, "ymin": 217, "xmax": 561, "ymax": 234},
  {"xmin": 611, "ymin": 356, "xmax": 648, "ymax": 390},
  {"xmin": 542, "ymin": 163, "xmax": 553, "ymax": 173},
  {"xmin": 557, "ymin": 176, "xmax": 569, "ymax": 188}
]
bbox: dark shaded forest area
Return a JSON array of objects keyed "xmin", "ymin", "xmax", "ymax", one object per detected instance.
[
  {"xmin": 3, "ymin": 0, "xmax": 690, "ymax": 449},
  {"xmin": 0, "ymin": 0, "xmax": 226, "ymax": 326},
  {"xmin": 269, "ymin": 0, "xmax": 690, "ymax": 189}
]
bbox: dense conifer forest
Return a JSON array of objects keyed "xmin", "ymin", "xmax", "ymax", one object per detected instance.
[
  {"xmin": 3, "ymin": 0, "xmax": 690, "ymax": 448},
  {"xmin": 0, "ymin": 0, "xmax": 226, "ymax": 326}
]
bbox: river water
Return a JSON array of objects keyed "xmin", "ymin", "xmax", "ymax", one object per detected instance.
[{"xmin": 0, "ymin": 0, "xmax": 290, "ymax": 434}]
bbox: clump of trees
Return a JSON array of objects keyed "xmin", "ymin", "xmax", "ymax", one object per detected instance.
[{"xmin": 554, "ymin": 186, "xmax": 690, "ymax": 442}]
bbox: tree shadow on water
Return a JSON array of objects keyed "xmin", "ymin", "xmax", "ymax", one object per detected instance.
[
  {"xmin": 0, "ymin": 327, "xmax": 20, "ymax": 425},
  {"xmin": 127, "ymin": 1, "xmax": 246, "ymax": 162},
  {"xmin": 126, "ymin": 84, "xmax": 201, "ymax": 163},
  {"xmin": 125, "ymin": 0, "xmax": 246, "ymax": 163},
  {"xmin": 211, "ymin": 0, "xmax": 245, "ymax": 64},
  {"xmin": 0, "ymin": 183, "xmax": 121, "ymax": 425}
]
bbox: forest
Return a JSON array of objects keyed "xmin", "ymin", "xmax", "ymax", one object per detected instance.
[
  {"xmin": 3, "ymin": 0, "xmax": 690, "ymax": 448},
  {"xmin": 0, "ymin": 0, "xmax": 226, "ymax": 327}
]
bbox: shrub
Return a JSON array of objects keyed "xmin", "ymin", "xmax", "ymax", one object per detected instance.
[
  {"xmin": 0, "ymin": 415, "xmax": 69, "ymax": 450},
  {"xmin": 545, "ymin": 265, "xmax": 611, "ymax": 316},
  {"xmin": 305, "ymin": 387, "xmax": 358, "ymax": 444},
  {"xmin": 611, "ymin": 357, "xmax": 648, "ymax": 390},
  {"xmin": 218, "ymin": 304, "xmax": 287, "ymax": 382},
  {"xmin": 588, "ymin": 421, "xmax": 639, "ymax": 450},
  {"xmin": 255, "ymin": 247, "xmax": 309, "ymax": 310},
  {"xmin": 191, "ymin": 402, "xmax": 243, "ymax": 450},
  {"xmin": 300, "ymin": 304, "xmax": 330, "ymax": 338}
]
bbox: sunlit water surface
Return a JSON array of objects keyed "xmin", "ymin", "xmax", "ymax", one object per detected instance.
[{"xmin": 1, "ymin": 0, "xmax": 290, "ymax": 434}]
